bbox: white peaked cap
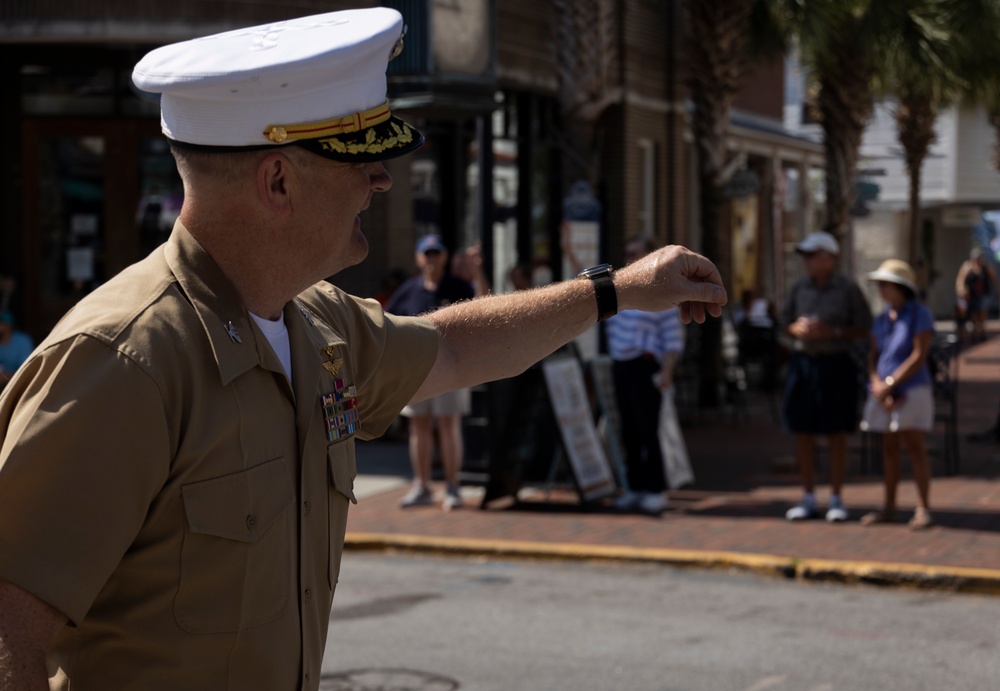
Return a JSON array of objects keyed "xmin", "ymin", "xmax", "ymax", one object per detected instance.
[{"xmin": 132, "ymin": 8, "xmax": 423, "ymax": 161}]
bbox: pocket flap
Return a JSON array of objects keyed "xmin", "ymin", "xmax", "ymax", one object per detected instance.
[
  {"xmin": 328, "ymin": 442, "xmax": 357, "ymax": 504},
  {"xmin": 182, "ymin": 458, "xmax": 294, "ymax": 543}
]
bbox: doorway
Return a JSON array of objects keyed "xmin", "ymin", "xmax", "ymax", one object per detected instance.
[{"xmin": 20, "ymin": 118, "xmax": 182, "ymax": 340}]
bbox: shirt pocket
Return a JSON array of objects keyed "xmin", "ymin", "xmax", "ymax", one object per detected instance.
[
  {"xmin": 176, "ymin": 458, "xmax": 295, "ymax": 634},
  {"xmin": 327, "ymin": 440, "xmax": 357, "ymax": 589}
]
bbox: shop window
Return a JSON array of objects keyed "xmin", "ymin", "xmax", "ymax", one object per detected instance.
[
  {"xmin": 22, "ymin": 65, "xmax": 116, "ymax": 116},
  {"xmin": 38, "ymin": 136, "xmax": 107, "ymax": 301},
  {"xmin": 137, "ymin": 137, "xmax": 184, "ymax": 258}
]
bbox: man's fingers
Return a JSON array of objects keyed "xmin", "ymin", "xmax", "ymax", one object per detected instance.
[{"xmin": 683, "ymin": 277, "xmax": 728, "ymax": 308}]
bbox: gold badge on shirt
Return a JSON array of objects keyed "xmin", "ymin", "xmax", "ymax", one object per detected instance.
[{"xmin": 321, "ymin": 345, "xmax": 343, "ymax": 376}]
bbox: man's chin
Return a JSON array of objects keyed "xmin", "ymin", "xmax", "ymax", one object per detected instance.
[
  {"xmin": 329, "ymin": 229, "xmax": 369, "ymax": 276},
  {"xmin": 352, "ymin": 226, "xmax": 370, "ymax": 262}
]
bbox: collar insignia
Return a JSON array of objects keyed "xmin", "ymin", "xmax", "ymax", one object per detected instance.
[{"xmin": 224, "ymin": 320, "xmax": 242, "ymax": 344}]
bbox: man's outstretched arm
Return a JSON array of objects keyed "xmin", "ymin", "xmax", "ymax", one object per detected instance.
[{"xmin": 412, "ymin": 244, "xmax": 726, "ymax": 401}]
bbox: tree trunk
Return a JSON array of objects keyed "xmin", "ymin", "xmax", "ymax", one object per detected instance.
[
  {"xmin": 552, "ymin": 0, "xmax": 618, "ymax": 186},
  {"xmin": 989, "ymin": 110, "xmax": 1000, "ymax": 176},
  {"xmin": 817, "ymin": 70, "xmax": 869, "ymax": 251},
  {"xmin": 894, "ymin": 93, "xmax": 936, "ymax": 265},
  {"xmin": 812, "ymin": 23, "xmax": 873, "ymax": 267},
  {"xmin": 682, "ymin": 0, "xmax": 751, "ymax": 408},
  {"xmin": 697, "ymin": 171, "xmax": 728, "ymax": 407}
]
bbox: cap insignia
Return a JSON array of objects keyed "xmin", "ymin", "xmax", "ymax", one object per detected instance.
[
  {"xmin": 318, "ymin": 120, "xmax": 414, "ymax": 156},
  {"xmin": 263, "ymin": 101, "xmax": 392, "ymax": 143}
]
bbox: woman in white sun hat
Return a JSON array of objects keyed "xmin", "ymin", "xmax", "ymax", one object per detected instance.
[{"xmin": 860, "ymin": 259, "xmax": 935, "ymax": 529}]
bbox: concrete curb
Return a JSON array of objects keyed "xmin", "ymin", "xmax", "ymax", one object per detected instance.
[{"xmin": 344, "ymin": 532, "xmax": 1000, "ymax": 595}]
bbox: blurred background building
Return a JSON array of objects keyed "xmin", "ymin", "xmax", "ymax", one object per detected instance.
[{"xmin": 0, "ymin": 0, "xmax": 821, "ymax": 344}]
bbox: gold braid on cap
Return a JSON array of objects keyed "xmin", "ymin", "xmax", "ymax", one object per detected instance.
[{"xmin": 263, "ymin": 101, "xmax": 392, "ymax": 143}]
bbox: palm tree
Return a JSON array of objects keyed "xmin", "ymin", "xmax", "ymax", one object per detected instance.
[
  {"xmin": 681, "ymin": 0, "xmax": 783, "ymax": 405},
  {"xmin": 952, "ymin": 0, "xmax": 1000, "ymax": 176},
  {"xmin": 879, "ymin": 0, "xmax": 972, "ymax": 265},
  {"xmin": 776, "ymin": 1, "xmax": 886, "ymax": 256}
]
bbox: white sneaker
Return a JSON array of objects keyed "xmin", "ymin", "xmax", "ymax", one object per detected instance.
[
  {"xmin": 399, "ymin": 484, "xmax": 433, "ymax": 508},
  {"xmin": 785, "ymin": 502, "xmax": 819, "ymax": 521},
  {"xmin": 613, "ymin": 491, "xmax": 641, "ymax": 512},
  {"xmin": 637, "ymin": 492, "xmax": 668, "ymax": 516},
  {"xmin": 442, "ymin": 486, "xmax": 464, "ymax": 511},
  {"xmin": 825, "ymin": 497, "xmax": 848, "ymax": 522}
]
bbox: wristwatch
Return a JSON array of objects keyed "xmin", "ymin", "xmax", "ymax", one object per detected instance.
[{"xmin": 578, "ymin": 263, "xmax": 618, "ymax": 322}]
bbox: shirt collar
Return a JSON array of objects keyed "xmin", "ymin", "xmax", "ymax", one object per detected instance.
[{"xmin": 164, "ymin": 221, "xmax": 263, "ymax": 386}]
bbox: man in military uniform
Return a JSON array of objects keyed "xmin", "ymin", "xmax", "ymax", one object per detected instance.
[{"xmin": 0, "ymin": 9, "xmax": 727, "ymax": 690}]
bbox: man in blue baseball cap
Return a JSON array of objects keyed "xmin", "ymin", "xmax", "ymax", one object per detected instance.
[
  {"xmin": 385, "ymin": 234, "xmax": 475, "ymax": 511},
  {"xmin": 0, "ymin": 9, "xmax": 727, "ymax": 690}
]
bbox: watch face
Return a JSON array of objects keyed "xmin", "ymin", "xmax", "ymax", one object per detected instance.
[{"xmin": 581, "ymin": 263, "xmax": 612, "ymax": 278}]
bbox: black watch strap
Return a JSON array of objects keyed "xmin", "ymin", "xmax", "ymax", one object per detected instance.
[{"xmin": 578, "ymin": 263, "xmax": 618, "ymax": 322}]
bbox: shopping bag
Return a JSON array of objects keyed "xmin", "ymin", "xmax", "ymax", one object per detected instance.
[{"xmin": 658, "ymin": 387, "xmax": 694, "ymax": 489}]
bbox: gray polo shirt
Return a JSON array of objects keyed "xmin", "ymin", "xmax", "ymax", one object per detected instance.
[{"xmin": 780, "ymin": 273, "xmax": 872, "ymax": 355}]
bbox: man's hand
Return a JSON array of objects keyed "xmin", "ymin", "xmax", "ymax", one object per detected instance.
[
  {"xmin": 788, "ymin": 316, "xmax": 826, "ymax": 340},
  {"xmin": 613, "ymin": 245, "xmax": 727, "ymax": 324}
]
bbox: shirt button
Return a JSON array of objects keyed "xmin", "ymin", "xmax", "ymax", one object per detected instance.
[
  {"xmin": 245, "ymin": 514, "xmax": 256, "ymax": 530},
  {"xmin": 304, "ymin": 501, "xmax": 311, "ymax": 515},
  {"xmin": 304, "ymin": 673, "xmax": 310, "ymax": 685},
  {"xmin": 304, "ymin": 588, "xmax": 312, "ymax": 601}
]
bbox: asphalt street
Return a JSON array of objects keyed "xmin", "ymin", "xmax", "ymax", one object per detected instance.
[{"xmin": 322, "ymin": 552, "xmax": 1000, "ymax": 691}]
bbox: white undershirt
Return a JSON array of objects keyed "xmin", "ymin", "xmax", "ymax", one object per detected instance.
[{"xmin": 249, "ymin": 311, "xmax": 292, "ymax": 384}]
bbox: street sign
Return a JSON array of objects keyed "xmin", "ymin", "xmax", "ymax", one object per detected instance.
[
  {"xmin": 724, "ymin": 169, "xmax": 760, "ymax": 198},
  {"xmin": 542, "ymin": 356, "xmax": 617, "ymax": 502}
]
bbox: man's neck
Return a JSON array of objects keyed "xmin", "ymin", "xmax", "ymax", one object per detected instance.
[
  {"xmin": 811, "ymin": 271, "xmax": 834, "ymax": 288},
  {"xmin": 181, "ymin": 211, "xmax": 295, "ymax": 320}
]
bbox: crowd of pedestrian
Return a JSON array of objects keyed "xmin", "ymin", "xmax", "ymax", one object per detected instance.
[{"xmin": 377, "ymin": 229, "xmax": 969, "ymax": 538}]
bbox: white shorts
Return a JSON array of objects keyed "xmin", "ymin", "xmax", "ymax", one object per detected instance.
[
  {"xmin": 400, "ymin": 388, "xmax": 471, "ymax": 418},
  {"xmin": 860, "ymin": 384, "xmax": 934, "ymax": 433}
]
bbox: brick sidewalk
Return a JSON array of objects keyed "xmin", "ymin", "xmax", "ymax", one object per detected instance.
[{"xmin": 347, "ymin": 327, "xmax": 1000, "ymax": 592}]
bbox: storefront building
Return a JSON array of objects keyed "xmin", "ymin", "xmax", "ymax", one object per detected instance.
[{"xmin": 1, "ymin": 0, "xmax": 820, "ymax": 347}]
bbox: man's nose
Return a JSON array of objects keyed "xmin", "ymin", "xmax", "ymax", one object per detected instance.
[{"xmin": 369, "ymin": 162, "xmax": 392, "ymax": 192}]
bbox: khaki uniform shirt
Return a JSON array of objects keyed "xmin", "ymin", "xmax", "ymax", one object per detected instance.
[{"xmin": 0, "ymin": 223, "xmax": 437, "ymax": 690}]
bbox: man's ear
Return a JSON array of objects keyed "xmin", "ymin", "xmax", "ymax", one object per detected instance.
[{"xmin": 257, "ymin": 152, "xmax": 293, "ymax": 214}]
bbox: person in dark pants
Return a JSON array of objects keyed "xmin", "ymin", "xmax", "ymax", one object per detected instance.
[
  {"xmin": 781, "ymin": 231, "xmax": 872, "ymax": 523},
  {"xmin": 605, "ymin": 236, "xmax": 685, "ymax": 517}
]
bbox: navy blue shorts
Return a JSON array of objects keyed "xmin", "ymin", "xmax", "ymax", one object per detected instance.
[{"xmin": 782, "ymin": 352, "xmax": 860, "ymax": 435}]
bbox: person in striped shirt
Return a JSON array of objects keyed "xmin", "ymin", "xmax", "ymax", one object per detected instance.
[{"xmin": 605, "ymin": 236, "xmax": 686, "ymax": 516}]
